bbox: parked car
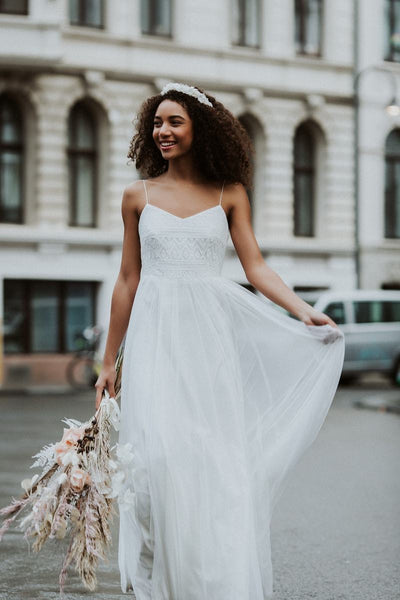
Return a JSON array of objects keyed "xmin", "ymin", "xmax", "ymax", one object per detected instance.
[{"xmin": 313, "ymin": 290, "xmax": 400, "ymax": 385}]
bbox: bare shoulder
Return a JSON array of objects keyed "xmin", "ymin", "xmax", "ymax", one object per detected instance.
[
  {"xmin": 121, "ymin": 180, "xmax": 146, "ymax": 219},
  {"xmin": 223, "ymin": 182, "xmax": 250, "ymax": 215}
]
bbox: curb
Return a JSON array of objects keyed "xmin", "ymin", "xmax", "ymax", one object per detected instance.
[
  {"xmin": 0, "ymin": 386, "xmax": 93, "ymax": 397},
  {"xmin": 353, "ymin": 395, "xmax": 400, "ymax": 415}
]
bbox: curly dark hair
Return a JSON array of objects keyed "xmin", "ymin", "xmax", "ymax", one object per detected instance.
[{"xmin": 128, "ymin": 86, "xmax": 254, "ymax": 188}]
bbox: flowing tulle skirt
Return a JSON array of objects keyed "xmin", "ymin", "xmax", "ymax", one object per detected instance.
[{"xmin": 118, "ymin": 274, "xmax": 344, "ymax": 600}]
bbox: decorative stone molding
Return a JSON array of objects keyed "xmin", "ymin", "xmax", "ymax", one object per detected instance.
[
  {"xmin": 243, "ymin": 87, "xmax": 263, "ymax": 104},
  {"xmin": 83, "ymin": 70, "xmax": 105, "ymax": 89},
  {"xmin": 306, "ymin": 94, "xmax": 326, "ymax": 111}
]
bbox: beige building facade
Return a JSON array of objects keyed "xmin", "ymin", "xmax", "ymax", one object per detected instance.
[
  {"xmin": 0, "ymin": 0, "xmax": 356, "ymax": 386},
  {"xmin": 356, "ymin": 0, "xmax": 400, "ymax": 289}
]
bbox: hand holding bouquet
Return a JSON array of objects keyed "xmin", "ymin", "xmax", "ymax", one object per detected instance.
[{"xmin": 0, "ymin": 348, "xmax": 133, "ymax": 593}]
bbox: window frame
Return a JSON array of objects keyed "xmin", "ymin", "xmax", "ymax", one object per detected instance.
[
  {"xmin": 384, "ymin": 129, "xmax": 400, "ymax": 239},
  {"xmin": 67, "ymin": 102, "xmax": 97, "ymax": 228},
  {"xmin": 0, "ymin": 94, "xmax": 24, "ymax": 224},
  {"xmin": 3, "ymin": 279, "xmax": 97, "ymax": 354},
  {"xmin": 141, "ymin": 0, "xmax": 173, "ymax": 38},
  {"xmin": 385, "ymin": 0, "xmax": 400, "ymax": 62},
  {"xmin": 293, "ymin": 123, "xmax": 316, "ymax": 237},
  {"xmin": 0, "ymin": 0, "xmax": 28, "ymax": 15},
  {"xmin": 295, "ymin": 0, "xmax": 322, "ymax": 57},
  {"xmin": 69, "ymin": 0, "xmax": 104, "ymax": 29},
  {"xmin": 233, "ymin": 0, "xmax": 261, "ymax": 49}
]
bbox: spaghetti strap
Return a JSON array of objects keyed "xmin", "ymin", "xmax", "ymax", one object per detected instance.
[
  {"xmin": 142, "ymin": 179, "xmax": 149, "ymax": 205},
  {"xmin": 219, "ymin": 181, "xmax": 225, "ymax": 206}
]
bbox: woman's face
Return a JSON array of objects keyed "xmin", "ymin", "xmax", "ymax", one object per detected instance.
[{"xmin": 152, "ymin": 100, "xmax": 194, "ymax": 160}]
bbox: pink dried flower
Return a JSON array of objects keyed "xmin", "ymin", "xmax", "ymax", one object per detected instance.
[
  {"xmin": 54, "ymin": 426, "xmax": 85, "ymax": 465},
  {"xmin": 69, "ymin": 467, "xmax": 91, "ymax": 493},
  {"xmin": 61, "ymin": 426, "xmax": 85, "ymax": 447},
  {"xmin": 54, "ymin": 442, "xmax": 71, "ymax": 466}
]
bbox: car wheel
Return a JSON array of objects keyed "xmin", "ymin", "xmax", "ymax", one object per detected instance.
[
  {"xmin": 340, "ymin": 373, "xmax": 357, "ymax": 386},
  {"xmin": 392, "ymin": 358, "xmax": 400, "ymax": 387}
]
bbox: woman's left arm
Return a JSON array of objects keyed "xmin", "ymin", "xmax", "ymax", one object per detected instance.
[{"xmin": 227, "ymin": 184, "xmax": 338, "ymax": 328}]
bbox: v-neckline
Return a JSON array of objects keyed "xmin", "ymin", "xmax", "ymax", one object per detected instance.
[{"xmin": 144, "ymin": 203, "xmax": 224, "ymax": 221}]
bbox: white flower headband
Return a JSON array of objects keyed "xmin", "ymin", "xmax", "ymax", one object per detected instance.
[{"xmin": 160, "ymin": 82, "xmax": 213, "ymax": 108}]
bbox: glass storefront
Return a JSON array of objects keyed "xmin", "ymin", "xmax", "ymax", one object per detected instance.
[{"xmin": 3, "ymin": 279, "xmax": 97, "ymax": 353}]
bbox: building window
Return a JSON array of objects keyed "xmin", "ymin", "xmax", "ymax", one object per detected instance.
[
  {"xmin": 141, "ymin": 0, "xmax": 172, "ymax": 36},
  {"xmin": 0, "ymin": 95, "xmax": 23, "ymax": 224},
  {"xmin": 232, "ymin": 0, "xmax": 260, "ymax": 48},
  {"xmin": 69, "ymin": 0, "xmax": 103, "ymax": 28},
  {"xmin": 0, "ymin": 0, "xmax": 28, "ymax": 14},
  {"xmin": 293, "ymin": 123, "xmax": 315, "ymax": 237},
  {"xmin": 385, "ymin": 129, "xmax": 400, "ymax": 238},
  {"xmin": 3, "ymin": 279, "xmax": 97, "ymax": 354},
  {"xmin": 68, "ymin": 102, "xmax": 97, "ymax": 227},
  {"xmin": 385, "ymin": 0, "xmax": 400, "ymax": 61},
  {"xmin": 295, "ymin": 0, "xmax": 322, "ymax": 56}
]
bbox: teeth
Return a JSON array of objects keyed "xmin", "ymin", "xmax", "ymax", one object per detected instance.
[{"xmin": 161, "ymin": 142, "xmax": 175, "ymax": 147}]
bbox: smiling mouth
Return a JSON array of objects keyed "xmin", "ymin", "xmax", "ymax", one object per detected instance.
[{"xmin": 160, "ymin": 141, "xmax": 177, "ymax": 149}]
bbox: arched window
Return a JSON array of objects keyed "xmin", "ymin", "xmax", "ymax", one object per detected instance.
[
  {"xmin": 68, "ymin": 102, "xmax": 97, "ymax": 227},
  {"xmin": 238, "ymin": 113, "xmax": 265, "ymax": 225},
  {"xmin": 293, "ymin": 123, "xmax": 315, "ymax": 237},
  {"xmin": 385, "ymin": 129, "xmax": 400, "ymax": 238},
  {"xmin": 0, "ymin": 95, "xmax": 24, "ymax": 224}
]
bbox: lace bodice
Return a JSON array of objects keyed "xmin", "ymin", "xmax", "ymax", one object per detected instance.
[{"xmin": 139, "ymin": 203, "xmax": 229, "ymax": 279}]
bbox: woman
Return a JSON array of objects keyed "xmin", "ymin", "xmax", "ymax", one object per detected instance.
[{"xmin": 95, "ymin": 83, "xmax": 344, "ymax": 599}]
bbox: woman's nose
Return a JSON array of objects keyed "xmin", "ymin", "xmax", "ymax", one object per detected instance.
[{"xmin": 159, "ymin": 122, "xmax": 171, "ymax": 136}]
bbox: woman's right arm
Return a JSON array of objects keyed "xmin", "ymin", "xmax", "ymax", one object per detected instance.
[{"xmin": 95, "ymin": 183, "xmax": 143, "ymax": 408}]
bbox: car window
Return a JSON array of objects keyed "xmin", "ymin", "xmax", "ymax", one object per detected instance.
[
  {"xmin": 390, "ymin": 301, "xmax": 400, "ymax": 321},
  {"xmin": 324, "ymin": 302, "xmax": 346, "ymax": 325},
  {"xmin": 353, "ymin": 301, "xmax": 400, "ymax": 323}
]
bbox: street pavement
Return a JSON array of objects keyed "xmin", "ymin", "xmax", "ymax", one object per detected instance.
[{"xmin": 0, "ymin": 382, "xmax": 399, "ymax": 600}]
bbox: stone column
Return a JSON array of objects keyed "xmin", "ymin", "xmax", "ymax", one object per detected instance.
[
  {"xmin": 34, "ymin": 75, "xmax": 73, "ymax": 228},
  {"xmin": 262, "ymin": 99, "xmax": 297, "ymax": 242}
]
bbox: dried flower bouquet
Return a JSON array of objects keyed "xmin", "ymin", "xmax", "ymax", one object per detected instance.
[{"xmin": 0, "ymin": 349, "xmax": 132, "ymax": 593}]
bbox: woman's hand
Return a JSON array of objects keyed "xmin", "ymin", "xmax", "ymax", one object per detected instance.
[
  {"xmin": 297, "ymin": 307, "xmax": 338, "ymax": 328},
  {"xmin": 95, "ymin": 363, "xmax": 117, "ymax": 410}
]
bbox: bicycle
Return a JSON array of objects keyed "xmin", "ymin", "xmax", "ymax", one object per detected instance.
[{"xmin": 66, "ymin": 325, "xmax": 103, "ymax": 390}]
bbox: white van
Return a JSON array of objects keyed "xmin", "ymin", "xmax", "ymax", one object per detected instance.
[{"xmin": 313, "ymin": 290, "xmax": 400, "ymax": 384}]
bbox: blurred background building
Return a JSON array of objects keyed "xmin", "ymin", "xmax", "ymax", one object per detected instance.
[
  {"xmin": 356, "ymin": 0, "xmax": 400, "ymax": 290},
  {"xmin": 0, "ymin": 0, "xmax": 399, "ymax": 387}
]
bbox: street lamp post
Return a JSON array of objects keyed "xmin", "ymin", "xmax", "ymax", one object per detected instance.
[{"xmin": 353, "ymin": 65, "xmax": 400, "ymax": 289}]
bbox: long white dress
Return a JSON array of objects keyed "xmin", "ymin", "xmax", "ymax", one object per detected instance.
[{"xmin": 118, "ymin": 180, "xmax": 345, "ymax": 600}]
